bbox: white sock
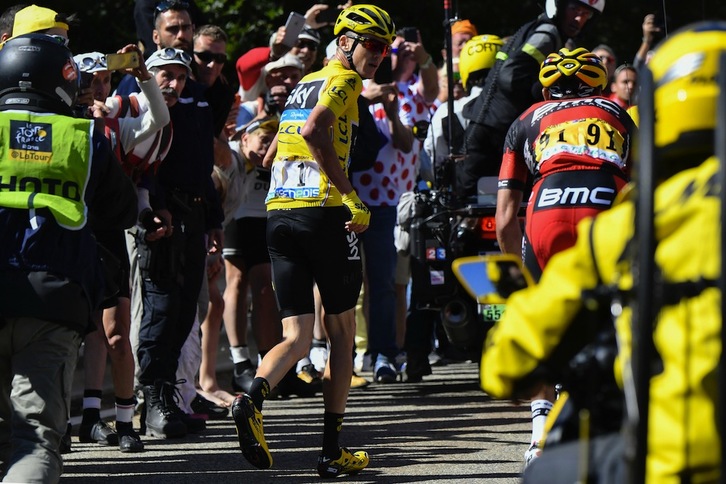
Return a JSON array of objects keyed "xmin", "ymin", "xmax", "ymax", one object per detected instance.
[
  {"xmin": 230, "ymin": 345, "xmax": 250, "ymax": 364},
  {"xmin": 116, "ymin": 403, "xmax": 135, "ymax": 424},
  {"xmin": 83, "ymin": 396, "xmax": 101, "ymax": 410},
  {"xmin": 530, "ymin": 399, "xmax": 553, "ymax": 443}
]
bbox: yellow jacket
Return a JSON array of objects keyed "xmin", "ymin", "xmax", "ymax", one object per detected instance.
[{"xmin": 482, "ymin": 156, "xmax": 721, "ymax": 483}]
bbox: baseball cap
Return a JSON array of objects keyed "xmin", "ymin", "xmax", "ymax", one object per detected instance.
[
  {"xmin": 231, "ymin": 116, "xmax": 279, "ymax": 141},
  {"xmin": 263, "ymin": 53, "xmax": 303, "ymax": 79},
  {"xmin": 74, "ymin": 52, "xmax": 108, "ymax": 73},
  {"xmin": 451, "ymin": 19, "xmax": 478, "ymax": 37},
  {"xmin": 12, "ymin": 5, "xmax": 69, "ymax": 37},
  {"xmin": 325, "ymin": 39, "xmax": 337, "ymax": 60},
  {"xmin": 146, "ymin": 48, "xmax": 192, "ymax": 74},
  {"xmin": 298, "ymin": 26, "xmax": 321, "ymax": 45}
]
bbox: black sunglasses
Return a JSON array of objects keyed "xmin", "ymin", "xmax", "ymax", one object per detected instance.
[
  {"xmin": 295, "ymin": 40, "xmax": 318, "ymax": 51},
  {"xmin": 154, "ymin": 0, "xmax": 189, "ymax": 19},
  {"xmin": 195, "ymin": 51, "xmax": 227, "ymax": 64}
]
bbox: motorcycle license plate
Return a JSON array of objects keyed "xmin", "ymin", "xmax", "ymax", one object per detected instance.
[{"xmin": 480, "ymin": 304, "xmax": 506, "ymax": 322}]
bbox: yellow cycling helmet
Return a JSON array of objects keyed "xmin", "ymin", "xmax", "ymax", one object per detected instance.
[
  {"xmin": 648, "ymin": 21, "xmax": 726, "ymax": 155},
  {"xmin": 539, "ymin": 47, "xmax": 607, "ymax": 98},
  {"xmin": 459, "ymin": 34, "xmax": 504, "ymax": 91},
  {"xmin": 333, "ymin": 4, "xmax": 396, "ymax": 45}
]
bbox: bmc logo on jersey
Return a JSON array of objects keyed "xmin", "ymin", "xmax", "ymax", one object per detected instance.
[{"xmin": 536, "ymin": 186, "xmax": 615, "ymax": 208}]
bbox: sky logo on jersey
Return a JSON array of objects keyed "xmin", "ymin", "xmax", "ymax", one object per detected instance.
[{"xmin": 9, "ymin": 120, "xmax": 52, "ymax": 163}]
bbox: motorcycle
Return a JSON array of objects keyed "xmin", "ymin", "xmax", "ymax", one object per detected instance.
[{"xmin": 406, "ymin": 177, "xmax": 525, "ymax": 359}]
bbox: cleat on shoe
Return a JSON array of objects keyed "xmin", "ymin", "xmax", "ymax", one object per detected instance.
[
  {"xmin": 232, "ymin": 394, "xmax": 272, "ymax": 469},
  {"xmin": 317, "ymin": 447, "xmax": 369, "ymax": 478}
]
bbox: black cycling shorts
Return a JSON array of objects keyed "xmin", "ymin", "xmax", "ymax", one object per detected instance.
[
  {"xmin": 223, "ymin": 216, "xmax": 270, "ymax": 270},
  {"xmin": 266, "ymin": 206, "xmax": 362, "ymax": 319}
]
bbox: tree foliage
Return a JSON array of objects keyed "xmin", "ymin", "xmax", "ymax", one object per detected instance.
[{"xmin": 47, "ymin": 0, "xmax": 726, "ymax": 91}]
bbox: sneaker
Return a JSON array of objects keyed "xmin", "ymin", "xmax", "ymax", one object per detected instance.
[
  {"xmin": 232, "ymin": 394, "xmax": 272, "ymax": 469},
  {"xmin": 79, "ymin": 420, "xmax": 119, "ymax": 446},
  {"xmin": 232, "ymin": 360, "xmax": 256, "ymax": 394},
  {"xmin": 310, "ymin": 345, "xmax": 328, "ymax": 373},
  {"xmin": 524, "ymin": 441, "xmax": 541, "ymax": 468},
  {"xmin": 116, "ymin": 424, "xmax": 144, "ymax": 453},
  {"xmin": 374, "ymin": 356, "xmax": 397, "ymax": 384},
  {"xmin": 278, "ymin": 370, "xmax": 321, "ymax": 398},
  {"xmin": 317, "ymin": 447, "xmax": 369, "ymax": 478},
  {"xmin": 297, "ymin": 364, "xmax": 322, "ymax": 385},
  {"xmin": 350, "ymin": 372, "xmax": 370, "ymax": 389},
  {"xmin": 191, "ymin": 393, "xmax": 229, "ymax": 420}
]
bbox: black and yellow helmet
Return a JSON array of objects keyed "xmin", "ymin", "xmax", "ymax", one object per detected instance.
[
  {"xmin": 539, "ymin": 47, "xmax": 608, "ymax": 98},
  {"xmin": 333, "ymin": 4, "xmax": 396, "ymax": 45}
]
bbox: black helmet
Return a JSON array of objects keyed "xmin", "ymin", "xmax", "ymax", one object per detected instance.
[{"xmin": 0, "ymin": 34, "xmax": 79, "ymax": 113}]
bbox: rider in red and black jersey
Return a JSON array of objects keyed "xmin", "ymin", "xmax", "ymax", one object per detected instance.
[{"xmin": 496, "ymin": 47, "xmax": 635, "ymax": 281}]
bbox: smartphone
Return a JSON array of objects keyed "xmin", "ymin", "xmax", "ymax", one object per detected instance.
[
  {"xmin": 106, "ymin": 51, "xmax": 140, "ymax": 71},
  {"xmin": 281, "ymin": 12, "xmax": 307, "ymax": 48},
  {"xmin": 317, "ymin": 7, "xmax": 340, "ymax": 24},
  {"xmin": 402, "ymin": 27, "xmax": 418, "ymax": 43},
  {"xmin": 79, "ymin": 71, "xmax": 94, "ymax": 90},
  {"xmin": 374, "ymin": 56, "xmax": 393, "ymax": 84}
]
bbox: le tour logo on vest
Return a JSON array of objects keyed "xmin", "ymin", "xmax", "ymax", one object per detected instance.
[{"xmin": 9, "ymin": 120, "xmax": 53, "ymax": 163}]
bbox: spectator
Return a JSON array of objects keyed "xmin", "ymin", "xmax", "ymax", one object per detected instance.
[
  {"xmin": 591, "ymin": 43, "xmax": 616, "ymax": 95},
  {"xmin": 231, "ymin": 4, "xmax": 395, "ymax": 477},
  {"xmin": 73, "ymin": 44, "xmax": 170, "ymax": 454},
  {"xmin": 437, "ymin": 18, "xmax": 478, "ymax": 104},
  {"xmin": 236, "ymin": 53, "xmax": 304, "ymax": 128},
  {"xmin": 352, "ymin": 25, "xmax": 438, "ymax": 383},
  {"xmin": 134, "ymin": 47, "xmax": 223, "ymax": 440},
  {"xmin": 460, "ymin": 0, "xmax": 604, "ymax": 200},
  {"xmin": 633, "ymin": 13, "xmax": 661, "ymax": 69},
  {"xmin": 192, "ymin": 24, "xmax": 235, "ymax": 136},
  {"xmin": 609, "ymin": 63, "xmax": 638, "ymax": 109},
  {"xmin": 0, "ymin": 34, "xmax": 136, "ymax": 482},
  {"xmin": 133, "ymin": 0, "xmax": 206, "ymax": 58},
  {"xmin": 117, "ymin": 0, "xmax": 195, "ymax": 94},
  {"xmin": 482, "ymin": 22, "xmax": 724, "ymax": 482},
  {"xmin": 0, "ymin": 4, "xmax": 28, "ymax": 42}
]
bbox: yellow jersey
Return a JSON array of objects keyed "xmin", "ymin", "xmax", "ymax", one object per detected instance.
[{"xmin": 266, "ymin": 60, "xmax": 361, "ymax": 210}]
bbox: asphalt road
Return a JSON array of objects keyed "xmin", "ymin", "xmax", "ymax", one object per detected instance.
[{"xmin": 60, "ymin": 361, "xmax": 531, "ymax": 483}]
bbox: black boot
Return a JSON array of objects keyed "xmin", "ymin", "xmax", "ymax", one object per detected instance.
[{"xmin": 141, "ymin": 380, "xmax": 187, "ymax": 439}]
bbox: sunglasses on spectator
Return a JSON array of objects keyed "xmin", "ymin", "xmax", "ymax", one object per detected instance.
[
  {"xmin": 154, "ymin": 0, "xmax": 189, "ymax": 19},
  {"xmin": 158, "ymin": 47, "xmax": 193, "ymax": 64},
  {"xmin": 194, "ymin": 51, "xmax": 227, "ymax": 64},
  {"xmin": 47, "ymin": 34, "xmax": 69, "ymax": 47},
  {"xmin": 295, "ymin": 40, "xmax": 318, "ymax": 51},
  {"xmin": 78, "ymin": 55, "xmax": 107, "ymax": 71},
  {"xmin": 345, "ymin": 33, "xmax": 390, "ymax": 56}
]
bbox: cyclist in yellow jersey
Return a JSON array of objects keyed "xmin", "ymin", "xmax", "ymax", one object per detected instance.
[{"xmin": 231, "ymin": 5, "xmax": 396, "ymax": 478}]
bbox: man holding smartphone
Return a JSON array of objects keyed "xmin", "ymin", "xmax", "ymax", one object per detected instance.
[
  {"xmin": 351, "ymin": 26, "xmax": 439, "ymax": 384},
  {"xmin": 232, "ymin": 4, "xmax": 395, "ymax": 478}
]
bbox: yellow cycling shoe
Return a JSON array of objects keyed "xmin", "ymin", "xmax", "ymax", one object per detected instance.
[
  {"xmin": 317, "ymin": 447, "xmax": 369, "ymax": 478},
  {"xmin": 232, "ymin": 394, "xmax": 272, "ymax": 469}
]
